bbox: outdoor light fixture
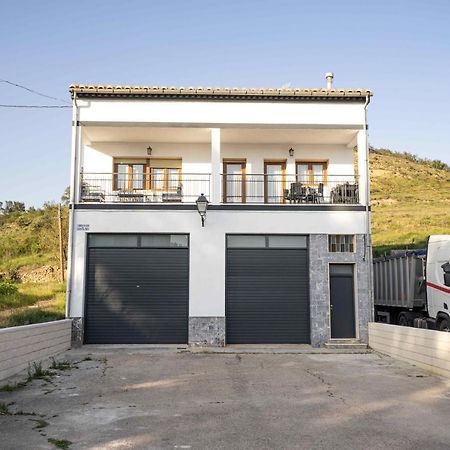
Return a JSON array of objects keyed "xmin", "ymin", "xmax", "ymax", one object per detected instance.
[
  {"xmin": 196, "ymin": 193, "xmax": 209, "ymax": 227},
  {"xmin": 147, "ymin": 145, "xmax": 153, "ymax": 156},
  {"xmin": 289, "ymin": 147, "xmax": 295, "ymax": 157}
]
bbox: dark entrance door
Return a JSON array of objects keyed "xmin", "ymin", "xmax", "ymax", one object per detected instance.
[
  {"xmin": 85, "ymin": 234, "xmax": 189, "ymax": 344},
  {"xmin": 330, "ymin": 264, "xmax": 356, "ymax": 338}
]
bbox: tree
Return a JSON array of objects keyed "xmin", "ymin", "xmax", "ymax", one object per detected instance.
[
  {"xmin": 61, "ymin": 186, "xmax": 70, "ymax": 205},
  {"xmin": 0, "ymin": 201, "xmax": 26, "ymax": 215}
]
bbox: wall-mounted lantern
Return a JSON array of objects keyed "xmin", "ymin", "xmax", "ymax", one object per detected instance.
[
  {"xmin": 147, "ymin": 146, "xmax": 153, "ymax": 156},
  {"xmin": 289, "ymin": 147, "xmax": 295, "ymax": 157},
  {"xmin": 196, "ymin": 193, "xmax": 209, "ymax": 227}
]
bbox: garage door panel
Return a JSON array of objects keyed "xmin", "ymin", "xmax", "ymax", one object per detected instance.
[
  {"xmin": 85, "ymin": 245, "xmax": 188, "ymax": 344},
  {"xmin": 226, "ymin": 245, "xmax": 309, "ymax": 344}
]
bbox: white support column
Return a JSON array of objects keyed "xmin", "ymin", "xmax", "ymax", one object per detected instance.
[
  {"xmin": 357, "ymin": 129, "xmax": 369, "ymax": 207},
  {"xmin": 210, "ymin": 128, "xmax": 221, "ymax": 204},
  {"xmin": 65, "ymin": 98, "xmax": 80, "ymax": 318}
]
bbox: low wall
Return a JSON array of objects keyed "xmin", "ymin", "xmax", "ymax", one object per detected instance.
[
  {"xmin": 369, "ymin": 322, "xmax": 450, "ymax": 378},
  {"xmin": 0, "ymin": 319, "xmax": 72, "ymax": 382}
]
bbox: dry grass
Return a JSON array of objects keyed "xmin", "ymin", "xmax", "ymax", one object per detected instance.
[
  {"xmin": 0, "ymin": 282, "xmax": 65, "ymax": 327},
  {"xmin": 370, "ymin": 151, "xmax": 450, "ymax": 255}
]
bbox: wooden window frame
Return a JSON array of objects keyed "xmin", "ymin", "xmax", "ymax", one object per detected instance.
[
  {"xmin": 151, "ymin": 167, "xmax": 182, "ymax": 192},
  {"xmin": 295, "ymin": 160, "xmax": 328, "ymax": 186},
  {"xmin": 113, "ymin": 159, "xmax": 148, "ymax": 191},
  {"xmin": 112, "ymin": 158, "xmax": 182, "ymax": 191},
  {"xmin": 223, "ymin": 159, "xmax": 246, "ymax": 203},
  {"xmin": 264, "ymin": 160, "xmax": 286, "ymax": 204}
]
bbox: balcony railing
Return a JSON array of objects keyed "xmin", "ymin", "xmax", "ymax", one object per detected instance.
[
  {"xmin": 80, "ymin": 173, "xmax": 211, "ymax": 203},
  {"xmin": 79, "ymin": 172, "xmax": 359, "ymax": 205},
  {"xmin": 221, "ymin": 174, "xmax": 359, "ymax": 204}
]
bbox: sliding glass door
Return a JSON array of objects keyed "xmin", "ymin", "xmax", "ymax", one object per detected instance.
[
  {"xmin": 264, "ymin": 161, "xmax": 285, "ymax": 203},
  {"xmin": 223, "ymin": 160, "xmax": 246, "ymax": 203}
]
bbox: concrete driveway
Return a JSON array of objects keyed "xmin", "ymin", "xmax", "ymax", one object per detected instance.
[{"xmin": 1, "ymin": 348, "xmax": 450, "ymax": 450}]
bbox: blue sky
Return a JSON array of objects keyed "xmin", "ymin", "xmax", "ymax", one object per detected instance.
[{"xmin": 1, "ymin": 0, "xmax": 449, "ymax": 207}]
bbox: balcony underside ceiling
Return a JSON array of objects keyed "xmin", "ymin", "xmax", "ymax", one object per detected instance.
[{"xmin": 82, "ymin": 126, "xmax": 359, "ymax": 146}]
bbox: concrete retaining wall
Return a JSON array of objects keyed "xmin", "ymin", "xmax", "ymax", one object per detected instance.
[
  {"xmin": 369, "ymin": 322, "xmax": 450, "ymax": 378},
  {"xmin": 0, "ymin": 320, "xmax": 72, "ymax": 382}
]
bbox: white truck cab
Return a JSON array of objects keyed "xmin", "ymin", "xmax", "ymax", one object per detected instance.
[{"xmin": 426, "ymin": 235, "xmax": 450, "ymax": 330}]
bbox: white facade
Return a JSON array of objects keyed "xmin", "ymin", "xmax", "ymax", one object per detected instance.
[
  {"xmin": 70, "ymin": 209, "xmax": 368, "ymax": 318},
  {"xmin": 67, "ymin": 83, "xmax": 372, "ymax": 347}
]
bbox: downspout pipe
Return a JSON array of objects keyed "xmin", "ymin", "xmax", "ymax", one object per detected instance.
[
  {"xmin": 65, "ymin": 93, "xmax": 79, "ymax": 318},
  {"xmin": 363, "ymin": 93, "xmax": 373, "ymax": 320}
]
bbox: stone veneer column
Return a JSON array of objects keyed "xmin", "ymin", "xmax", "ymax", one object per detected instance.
[
  {"xmin": 189, "ymin": 317, "xmax": 225, "ymax": 347},
  {"xmin": 71, "ymin": 317, "xmax": 84, "ymax": 347},
  {"xmin": 309, "ymin": 234, "xmax": 371, "ymax": 347}
]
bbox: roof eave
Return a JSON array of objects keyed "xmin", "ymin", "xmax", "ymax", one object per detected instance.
[{"xmin": 69, "ymin": 85, "xmax": 373, "ymax": 101}]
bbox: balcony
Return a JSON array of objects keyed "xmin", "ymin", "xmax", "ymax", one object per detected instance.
[
  {"xmin": 80, "ymin": 173, "xmax": 211, "ymax": 203},
  {"xmin": 79, "ymin": 172, "xmax": 358, "ymax": 205},
  {"xmin": 222, "ymin": 174, "xmax": 358, "ymax": 204}
]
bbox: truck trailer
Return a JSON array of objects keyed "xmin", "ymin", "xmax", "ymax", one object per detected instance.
[{"xmin": 373, "ymin": 235, "xmax": 450, "ymax": 331}]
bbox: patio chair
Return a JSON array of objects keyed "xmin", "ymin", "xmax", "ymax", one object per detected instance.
[
  {"xmin": 289, "ymin": 182, "xmax": 305, "ymax": 203},
  {"xmin": 81, "ymin": 183, "xmax": 105, "ymax": 202}
]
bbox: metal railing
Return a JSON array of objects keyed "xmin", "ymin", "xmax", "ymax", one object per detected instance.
[
  {"xmin": 221, "ymin": 174, "xmax": 359, "ymax": 204},
  {"xmin": 79, "ymin": 173, "xmax": 211, "ymax": 203},
  {"xmin": 79, "ymin": 172, "xmax": 358, "ymax": 205}
]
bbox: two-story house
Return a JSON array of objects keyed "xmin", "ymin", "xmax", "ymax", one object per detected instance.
[{"xmin": 67, "ymin": 73, "xmax": 373, "ymax": 348}]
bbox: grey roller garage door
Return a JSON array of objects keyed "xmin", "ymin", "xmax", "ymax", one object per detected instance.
[
  {"xmin": 226, "ymin": 235, "xmax": 309, "ymax": 344},
  {"xmin": 85, "ymin": 234, "xmax": 189, "ymax": 344}
]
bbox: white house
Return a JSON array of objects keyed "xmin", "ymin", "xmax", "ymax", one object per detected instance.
[{"xmin": 67, "ymin": 74, "xmax": 373, "ymax": 347}]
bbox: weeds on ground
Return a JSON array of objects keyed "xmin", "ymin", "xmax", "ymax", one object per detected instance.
[
  {"xmin": 14, "ymin": 410, "xmax": 37, "ymax": 416},
  {"xmin": 0, "ymin": 402, "xmax": 37, "ymax": 417},
  {"xmin": 27, "ymin": 361, "xmax": 55, "ymax": 382},
  {"xmin": 32, "ymin": 418, "xmax": 49, "ymax": 429},
  {"xmin": 50, "ymin": 358, "xmax": 72, "ymax": 371},
  {"xmin": 0, "ymin": 402, "xmax": 11, "ymax": 415},
  {"xmin": 48, "ymin": 438, "xmax": 72, "ymax": 449},
  {"xmin": 1, "ymin": 357, "xmax": 86, "ymax": 395},
  {"xmin": 0, "ymin": 381, "xmax": 27, "ymax": 392}
]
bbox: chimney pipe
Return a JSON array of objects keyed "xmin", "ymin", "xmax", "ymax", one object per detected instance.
[{"xmin": 325, "ymin": 72, "xmax": 334, "ymax": 89}]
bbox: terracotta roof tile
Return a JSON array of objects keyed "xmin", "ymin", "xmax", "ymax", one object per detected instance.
[{"xmin": 69, "ymin": 84, "xmax": 372, "ymax": 100}]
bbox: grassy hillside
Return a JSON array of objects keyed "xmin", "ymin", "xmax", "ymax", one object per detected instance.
[
  {"xmin": 370, "ymin": 149, "xmax": 450, "ymax": 255},
  {"xmin": 0, "ymin": 204, "xmax": 68, "ymax": 278},
  {"xmin": 0, "ymin": 204, "xmax": 68, "ymax": 327}
]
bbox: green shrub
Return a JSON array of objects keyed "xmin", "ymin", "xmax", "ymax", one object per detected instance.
[{"xmin": 0, "ymin": 280, "xmax": 18, "ymax": 296}]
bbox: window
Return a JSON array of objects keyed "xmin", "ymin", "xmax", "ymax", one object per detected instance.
[
  {"xmin": 141, "ymin": 234, "xmax": 188, "ymax": 248},
  {"xmin": 113, "ymin": 159, "xmax": 181, "ymax": 191},
  {"xmin": 151, "ymin": 167, "xmax": 181, "ymax": 191},
  {"xmin": 329, "ymin": 235, "xmax": 355, "ymax": 253},
  {"xmin": 296, "ymin": 161, "xmax": 327, "ymax": 185},
  {"xmin": 114, "ymin": 161, "xmax": 146, "ymax": 190},
  {"xmin": 89, "ymin": 234, "xmax": 188, "ymax": 248},
  {"xmin": 227, "ymin": 235, "xmax": 307, "ymax": 249}
]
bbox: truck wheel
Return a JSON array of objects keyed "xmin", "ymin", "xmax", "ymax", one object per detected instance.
[
  {"xmin": 398, "ymin": 314, "xmax": 409, "ymax": 327},
  {"xmin": 438, "ymin": 318, "xmax": 450, "ymax": 332}
]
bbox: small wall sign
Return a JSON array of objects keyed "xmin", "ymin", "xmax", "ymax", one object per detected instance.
[{"xmin": 77, "ymin": 224, "xmax": 90, "ymax": 231}]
